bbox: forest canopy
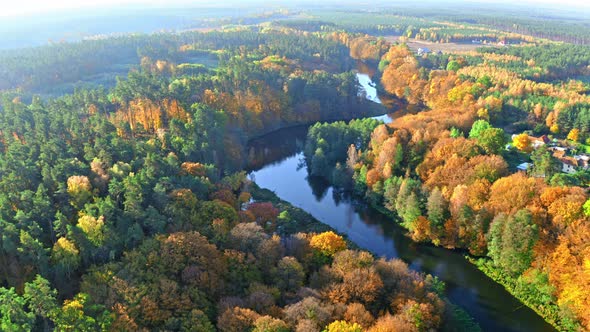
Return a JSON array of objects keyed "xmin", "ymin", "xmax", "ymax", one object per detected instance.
[{"xmin": 1, "ymin": 3, "xmax": 590, "ymax": 331}]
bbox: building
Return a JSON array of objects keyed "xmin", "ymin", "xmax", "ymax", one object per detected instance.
[
  {"xmin": 559, "ymin": 157, "xmax": 578, "ymax": 174},
  {"xmin": 547, "ymin": 146, "xmax": 589, "ymax": 174},
  {"xmin": 510, "ymin": 134, "xmax": 550, "ymax": 150},
  {"xmin": 574, "ymin": 154, "xmax": 590, "ymax": 170},
  {"xmin": 549, "ymin": 146, "xmax": 567, "ymax": 159},
  {"xmin": 531, "ymin": 135, "xmax": 550, "ymax": 149}
]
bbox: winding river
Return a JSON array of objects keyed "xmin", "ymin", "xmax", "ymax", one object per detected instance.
[{"xmin": 247, "ymin": 72, "xmax": 556, "ymax": 332}]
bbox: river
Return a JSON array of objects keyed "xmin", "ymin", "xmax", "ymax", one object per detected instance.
[{"xmin": 247, "ymin": 73, "xmax": 556, "ymax": 332}]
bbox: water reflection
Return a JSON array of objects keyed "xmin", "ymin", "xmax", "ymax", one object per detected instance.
[
  {"xmin": 251, "ymin": 149, "xmax": 554, "ymax": 331},
  {"xmin": 246, "ymin": 125, "xmax": 308, "ymax": 171},
  {"xmin": 247, "ymin": 70, "xmax": 556, "ymax": 331},
  {"xmin": 357, "ymin": 72, "xmax": 381, "ymax": 103}
]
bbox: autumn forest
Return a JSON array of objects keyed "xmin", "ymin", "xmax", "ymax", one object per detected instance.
[{"xmin": 0, "ymin": 1, "xmax": 589, "ymax": 332}]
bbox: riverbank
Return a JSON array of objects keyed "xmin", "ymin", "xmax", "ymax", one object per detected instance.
[
  {"xmin": 236, "ymin": 92, "xmax": 392, "ymax": 171},
  {"xmin": 250, "ymin": 182, "xmax": 482, "ymax": 332},
  {"xmin": 242, "ymin": 96, "xmax": 391, "ymax": 143},
  {"xmin": 369, "ymin": 190, "xmax": 573, "ymax": 331},
  {"xmin": 469, "ymin": 258, "xmax": 580, "ymax": 332},
  {"xmin": 250, "ymin": 183, "xmax": 337, "ymax": 236},
  {"xmin": 249, "ymin": 67, "xmax": 558, "ymax": 330}
]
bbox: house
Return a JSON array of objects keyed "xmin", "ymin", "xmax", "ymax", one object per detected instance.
[
  {"xmin": 531, "ymin": 135, "xmax": 550, "ymax": 149},
  {"xmin": 574, "ymin": 154, "xmax": 590, "ymax": 170},
  {"xmin": 559, "ymin": 157, "xmax": 578, "ymax": 174},
  {"xmin": 549, "ymin": 146, "xmax": 568, "ymax": 158},
  {"xmin": 539, "ymin": 135, "xmax": 551, "ymax": 144},
  {"xmin": 511, "ymin": 134, "xmax": 550, "ymax": 150},
  {"xmin": 547, "ymin": 147, "xmax": 589, "ymax": 174}
]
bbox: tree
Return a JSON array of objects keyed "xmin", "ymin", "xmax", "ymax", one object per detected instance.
[
  {"xmin": 230, "ymin": 222, "xmax": 268, "ymax": 254},
  {"xmin": 547, "ymin": 220, "xmax": 590, "ymax": 329},
  {"xmin": 253, "ymin": 316, "xmax": 289, "ymax": 332},
  {"xmin": 368, "ymin": 314, "xmax": 414, "ymax": 332},
  {"xmin": 311, "ymin": 148, "xmax": 328, "ymax": 177},
  {"xmin": 52, "ymin": 293, "xmax": 106, "ymax": 332},
  {"xmin": 326, "ymin": 265, "xmax": 384, "ymax": 305},
  {"xmin": 446, "ymin": 60, "xmax": 461, "ymax": 72},
  {"xmin": 530, "ymin": 146, "xmax": 561, "ymax": 179},
  {"xmin": 381, "ymin": 45, "xmax": 426, "ymax": 104},
  {"xmin": 449, "ymin": 127, "xmax": 463, "ymax": 138},
  {"xmin": 17, "ymin": 230, "xmax": 49, "ymax": 277},
  {"xmin": 346, "ymin": 145, "xmax": 359, "ymax": 172},
  {"xmin": 284, "ymin": 297, "xmax": 333, "ymax": 329},
  {"xmin": 23, "ymin": 275, "xmax": 58, "ymax": 328},
  {"xmin": 256, "ymin": 235, "xmax": 284, "ymax": 276},
  {"xmin": 310, "ymin": 232, "xmax": 347, "ymax": 257},
  {"xmin": 395, "ymin": 299, "xmax": 444, "ymax": 331},
  {"xmin": 247, "ymin": 202, "xmax": 279, "ymax": 231},
  {"xmin": 383, "ymin": 176, "xmax": 403, "ymax": 212},
  {"xmin": 583, "ymin": 199, "xmax": 590, "ymax": 217},
  {"xmin": 486, "ymin": 173, "xmax": 542, "ymax": 214},
  {"xmin": 487, "ymin": 210, "xmax": 538, "ymax": 276},
  {"xmin": 272, "ymin": 257, "xmax": 305, "ymax": 293},
  {"xmin": 67, "ymin": 175, "xmax": 93, "ymax": 210},
  {"xmin": 394, "ymin": 178, "xmax": 423, "ymax": 229},
  {"xmin": 51, "ymin": 237, "xmax": 80, "ymax": 277},
  {"xmin": 77, "ymin": 214, "xmax": 106, "ymax": 246},
  {"xmin": 180, "ymin": 309, "xmax": 215, "ymax": 332},
  {"xmin": 512, "ymin": 133, "xmax": 533, "ymax": 153},
  {"xmin": 476, "ymin": 128, "xmax": 506, "ymax": 155},
  {"xmin": 567, "ymin": 128, "xmax": 580, "ymax": 142},
  {"xmin": 217, "ymin": 307, "xmax": 260, "ymax": 332},
  {"xmin": 411, "ymin": 216, "xmax": 432, "ymax": 243},
  {"xmin": 323, "ymin": 320, "xmax": 363, "ymax": 332},
  {"xmin": 427, "ymin": 188, "xmax": 448, "ymax": 231},
  {"xmin": 0, "ymin": 287, "xmax": 35, "ymax": 332},
  {"xmin": 468, "ymin": 120, "xmax": 492, "ymax": 139},
  {"xmin": 343, "ymin": 303, "xmax": 374, "ymax": 329},
  {"xmin": 401, "ymin": 192, "xmax": 422, "ymax": 229}
]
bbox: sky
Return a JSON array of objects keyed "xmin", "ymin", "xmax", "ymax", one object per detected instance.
[
  {"xmin": 1, "ymin": 0, "xmax": 589, "ymax": 17},
  {"xmin": 2, "ymin": 0, "xmax": 164, "ymax": 16},
  {"xmin": 0, "ymin": 0, "xmax": 214, "ymax": 17}
]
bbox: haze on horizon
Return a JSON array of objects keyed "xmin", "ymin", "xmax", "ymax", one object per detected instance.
[
  {"xmin": 1, "ymin": 0, "xmax": 589, "ymax": 51},
  {"xmin": 2, "ymin": 0, "xmax": 590, "ymax": 17}
]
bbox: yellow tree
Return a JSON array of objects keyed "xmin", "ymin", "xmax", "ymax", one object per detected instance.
[
  {"xmin": 567, "ymin": 128, "xmax": 580, "ymax": 142},
  {"xmin": 324, "ymin": 320, "xmax": 363, "ymax": 332},
  {"xmin": 310, "ymin": 231, "xmax": 347, "ymax": 257},
  {"xmin": 77, "ymin": 214, "xmax": 106, "ymax": 246},
  {"xmin": 67, "ymin": 176, "xmax": 93, "ymax": 209},
  {"xmin": 512, "ymin": 133, "xmax": 532, "ymax": 153},
  {"xmin": 51, "ymin": 238, "xmax": 80, "ymax": 276}
]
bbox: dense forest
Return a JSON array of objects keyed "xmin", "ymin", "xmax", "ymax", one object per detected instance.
[
  {"xmin": 0, "ymin": 26, "xmax": 466, "ymax": 331},
  {"xmin": 305, "ymin": 40, "xmax": 590, "ymax": 331},
  {"xmin": 321, "ymin": 5, "xmax": 590, "ymax": 45},
  {"xmin": 1, "ymin": 3, "xmax": 590, "ymax": 332}
]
